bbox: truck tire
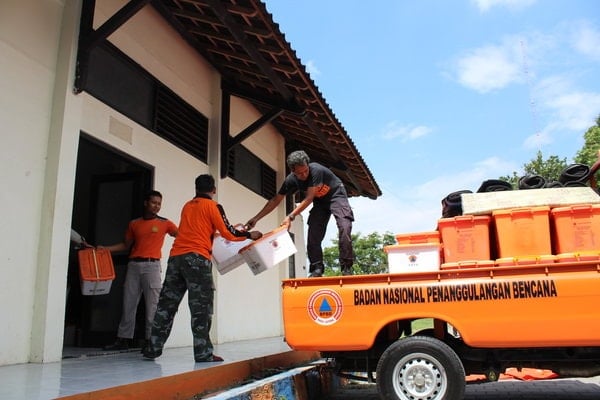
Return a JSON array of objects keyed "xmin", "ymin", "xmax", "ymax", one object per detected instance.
[{"xmin": 376, "ymin": 335, "xmax": 465, "ymax": 400}]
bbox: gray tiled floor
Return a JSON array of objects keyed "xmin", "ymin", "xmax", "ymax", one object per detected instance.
[{"xmin": 0, "ymin": 336, "xmax": 291, "ymax": 400}]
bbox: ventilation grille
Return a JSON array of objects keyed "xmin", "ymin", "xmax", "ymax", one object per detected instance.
[{"xmin": 154, "ymin": 85, "xmax": 208, "ymax": 163}]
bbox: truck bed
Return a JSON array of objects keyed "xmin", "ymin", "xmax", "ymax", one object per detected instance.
[{"xmin": 282, "ymin": 260, "xmax": 600, "ymax": 352}]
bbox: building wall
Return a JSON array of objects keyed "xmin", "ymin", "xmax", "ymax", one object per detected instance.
[{"xmin": 0, "ymin": 0, "xmax": 304, "ymax": 366}]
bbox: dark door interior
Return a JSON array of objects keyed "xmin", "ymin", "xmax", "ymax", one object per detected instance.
[{"xmin": 65, "ymin": 134, "xmax": 152, "ymax": 349}]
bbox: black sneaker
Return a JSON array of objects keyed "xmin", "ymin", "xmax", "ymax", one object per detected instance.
[
  {"xmin": 309, "ymin": 269, "xmax": 323, "ymax": 278},
  {"xmin": 142, "ymin": 348, "xmax": 162, "ymax": 360},
  {"xmin": 103, "ymin": 338, "xmax": 129, "ymax": 351},
  {"xmin": 195, "ymin": 354, "xmax": 224, "ymax": 362},
  {"xmin": 140, "ymin": 339, "xmax": 149, "ymax": 354}
]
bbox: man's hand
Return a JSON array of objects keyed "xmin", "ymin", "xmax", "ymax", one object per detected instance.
[
  {"xmin": 280, "ymin": 217, "xmax": 292, "ymax": 229},
  {"xmin": 245, "ymin": 218, "xmax": 258, "ymax": 230},
  {"xmin": 248, "ymin": 231, "xmax": 262, "ymax": 240}
]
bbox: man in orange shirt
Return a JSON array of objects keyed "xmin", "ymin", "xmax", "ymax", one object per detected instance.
[
  {"xmin": 143, "ymin": 174, "xmax": 262, "ymax": 362},
  {"xmin": 102, "ymin": 190, "xmax": 178, "ymax": 352}
]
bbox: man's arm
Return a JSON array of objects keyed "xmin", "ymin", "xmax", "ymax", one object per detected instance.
[
  {"xmin": 282, "ymin": 187, "xmax": 316, "ymax": 226},
  {"xmin": 245, "ymin": 193, "xmax": 285, "ymax": 229},
  {"xmin": 99, "ymin": 238, "xmax": 133, "ymax": 253}
]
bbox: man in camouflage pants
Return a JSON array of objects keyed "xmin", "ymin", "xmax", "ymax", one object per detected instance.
[{"xmin": 143, "ymin": 174, "xmax": 262, "ymax": 362}]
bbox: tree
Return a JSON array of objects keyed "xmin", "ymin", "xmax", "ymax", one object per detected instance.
[
  {"xmin": 574, "ymin": 115, "xmax": 600, "ymax": 185},
  {"xmin": 323, "ymin": 231, "xmax": 396, "ymax": 275},
  {"xmin": 499, "ymin": 150, "xmax": 567, "ymax": 188},
  {"xmin": 574, "ymin": 115, "xmax": 600, "ymax": 165}
]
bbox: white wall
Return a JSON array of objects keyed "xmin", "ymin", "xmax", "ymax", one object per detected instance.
[
  {"xmin": 0, "ymin": 0, "xmax": 78, "ymax": 365},
  {"xmin": 0, "ymin": 0, "xmax": 302, "ymax": 365}
]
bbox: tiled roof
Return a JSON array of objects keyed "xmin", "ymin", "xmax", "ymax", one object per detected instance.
[{"xmin": 151, "ymin": 0, "xmax": 381, "ymax": 198}]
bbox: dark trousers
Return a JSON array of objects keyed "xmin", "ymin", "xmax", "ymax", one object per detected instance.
[{"xmin": 307, "ymin": 196, "xmax": 354, "ymax": 271}]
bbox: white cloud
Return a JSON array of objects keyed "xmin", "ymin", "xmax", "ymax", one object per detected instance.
[
  {"xmin": 304, "ymin": 60, "xmax": 321, "ymax": 76},
  {"xmin": 455, "ymin": 40, "xmax": 523, "ymax": 93},
  {"xmin": 381, "ymin": 121, "xmax": 433, "ymax": 141},
  {"xmin": 572, "ymin": 22, "xmax": 600, "ymax": 61},
  {"xmin": 535, "ymin": 75, "xmax": 600, "ymax": 133},
  {"xmin": 523, "ymin": 130, "xmax": 553, "ymax": 149},
  {"xmin": 472, "ymin": 0, "xmax": 537, "ymax": 13}
]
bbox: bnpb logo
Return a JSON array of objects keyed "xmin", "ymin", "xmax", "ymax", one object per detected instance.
[{"xmin": 307, "ymin": 289, "xmax": 343, "ymax": 325}]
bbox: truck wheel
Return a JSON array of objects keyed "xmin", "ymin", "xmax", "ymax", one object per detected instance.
[{"xmin": 376, "ymin": 336, "xmax": 465, "ymax": 400}]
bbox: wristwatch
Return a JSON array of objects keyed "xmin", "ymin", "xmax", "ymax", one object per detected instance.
[{"xmin": 287, "ymin": 213, "xmax": 295, "ymax": 221}]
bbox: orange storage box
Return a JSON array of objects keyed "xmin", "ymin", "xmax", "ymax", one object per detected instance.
[
  {"xmin": 395, "ymin": 231, "xmax": 440, "ymax": 244},
  {"xmin": 78, "ymin": 248, "xmax": 115, "ymax": 295},
  {"xmin": 441, "ymin": 260, "xmax": 494, "ymax": 270},
  {"xmin": 492, "ymin": 206, "xmax": 552, "ymax": 258},
  {"xmin": 555, "ymin": 252, "xmax": 600, "ymax": 263},
  {"xmin": 551, "ymin": 204, "xmax": 600, "ymax": 254},
  {"xmin": 438, "ymin": 215, "xmax": 491, "ymax": 263},
  {"xmin": 495, "ymin": 255, "xmax": 557, "ymax": 267}
]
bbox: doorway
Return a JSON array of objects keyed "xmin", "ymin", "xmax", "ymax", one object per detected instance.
[{"xmin": 65, "ymin": 134, "xmax": 153, "ymax": 351}]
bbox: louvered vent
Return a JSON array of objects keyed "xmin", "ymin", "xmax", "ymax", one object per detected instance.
[{"xmin": 154, "ymin": 85, "xmax": 208, "ymax": 163}]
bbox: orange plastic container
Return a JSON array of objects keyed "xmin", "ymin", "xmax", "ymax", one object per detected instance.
[
  {"xmin": 438, "ymin": 215, "xmax": 491, "ymax": 263},
  {"xmin": 551, "ymin": 204, "xmax": 600, "ymax": 254},
  {"xmin": 492, "ymin": 206, "xmax": 552, "ymax": 258},
  {"xmin": 440, "ymin": 260, "xmax": 494, "ymax": 270},
  {"xmin": 555, "ymin": 252, "xmax": 600, "ymax": 263},
  {"xmin": 78, "ymin": 248, "xmax": 115, "ymax": 295},
  {"xmin": 395, "ymin": 231, "xmax": 440, "ymax": 245},
  {"xmin": 495, "ymin": 255, "xmax": 557, "ymax": 266}
]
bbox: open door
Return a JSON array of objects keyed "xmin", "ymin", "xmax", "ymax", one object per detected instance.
[{"xmin": 65, "ymin": 135, "xmax": 152, "ymax": 350}]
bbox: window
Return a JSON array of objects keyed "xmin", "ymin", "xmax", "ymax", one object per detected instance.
[
  {"xmin": 228, "ymin": 145, "xmax": 276, "ymax": 199},
  {"xmin": 84, "ymin": 43, "xmax": 208, "ymax": 163}
]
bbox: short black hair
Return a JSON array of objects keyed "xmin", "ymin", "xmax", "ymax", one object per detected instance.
[
  {"xmin": 286, "ymin": 150, "xmax": 310, "ymax": 169},
  {"xmin": 144, "ymin": 190, "xmax": 162, "ymax": 201},
  {"xmin": 195, "ymin": 174, "xmax": 216, "ymax": 193}
]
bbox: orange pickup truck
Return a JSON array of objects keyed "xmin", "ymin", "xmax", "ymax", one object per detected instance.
[
  {"xmin": 282, "ymin": 160, "xmax": 600, "ymax": 400},
  {"xmin": 282, "ymin": 260, "xmax": 600, "ymax": 399}
]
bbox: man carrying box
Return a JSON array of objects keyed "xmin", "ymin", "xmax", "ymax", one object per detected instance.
[
  {"xmin": 246, "ymin": 150, "xmax": 355, "ymax": 277},
  {"xmin": 143, "ymin": 174, "xmax": 262, "ymax": 362}
]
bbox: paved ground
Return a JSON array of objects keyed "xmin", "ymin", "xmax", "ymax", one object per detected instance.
[{"xmin": 322, "ymin": 376, "xmax": 600, "ymax": 399}]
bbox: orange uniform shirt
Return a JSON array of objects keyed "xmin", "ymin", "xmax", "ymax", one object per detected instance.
[
  {"xmin": 126, "ymin": 216, "xmax": 178, "ymax": 259},
  {"xmin": 170, "ymin": 195, "xmax": 250, "ymax": 259}
]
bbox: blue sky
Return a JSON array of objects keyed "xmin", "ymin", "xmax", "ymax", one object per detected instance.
[{"xmin": 264, "ymin": 0, "xmax": 600, "ymax": 244}]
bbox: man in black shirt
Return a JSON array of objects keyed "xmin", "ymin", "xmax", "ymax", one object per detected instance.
[{"xmin": 246, "ymin": 150, "xmax": 354, "ymax": 277}]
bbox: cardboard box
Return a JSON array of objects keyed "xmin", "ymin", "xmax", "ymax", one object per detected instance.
[
  {"xmin": 240, "ymin": 227, "xmax": 297, "ymax": 275},
  {"xmin": 493, "ymin": 206, "xmax": 552, "ymax": 258},
  {"xmin": 212, "ymin": 235, "xmax": 252, "ymax": 275},
  {"xmin": 384, "ymin": 243, "xmax": 441, "ymax": 274},
  {"xmin": 551, "ymin": 204, "xmax": 600, "ymax": 254},
  {"xmin": 78, "ymin": 248, "xmax": 115, "ymax": 295}
]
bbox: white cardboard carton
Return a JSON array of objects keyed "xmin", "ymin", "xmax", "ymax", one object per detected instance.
[
  {"xmin": 212, "ymin": 235, "xmax": 253, "ymax": 275},
  {"xmin": 384, "ymin": 243, "xmax": 441, "ymax": 274},
  {"xmin": 240, "ymin": 227, "xmax": 297, "ymax": 275}
]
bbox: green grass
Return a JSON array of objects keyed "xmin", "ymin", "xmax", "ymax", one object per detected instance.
[{"xmin": 411, "ymin": 318, "xmax": 433, "ymax": 333}]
